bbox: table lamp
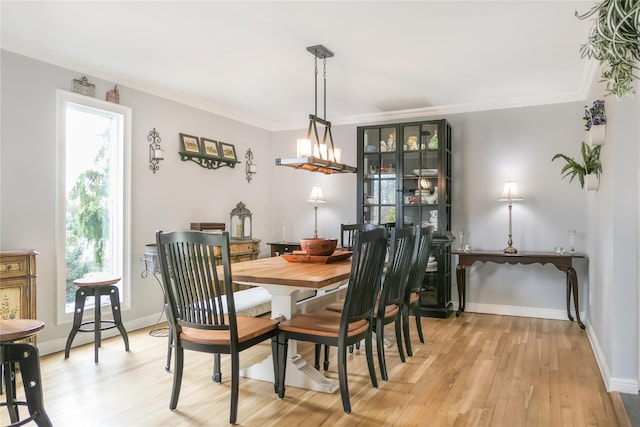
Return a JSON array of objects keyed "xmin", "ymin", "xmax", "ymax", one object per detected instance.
[
  {"xmin": 307, "ymin": 185, "xmax": 326, "ymax": 239},
  {"xmin": 498, "ymin": 181, "xmax": 523, "ymax": 254}
]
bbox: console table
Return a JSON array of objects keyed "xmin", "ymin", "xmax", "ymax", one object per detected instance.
[
  {"xmin": 452, "ymin": 250, "xmax": 587, "ymax": 329},
  {"xmin": 267, "ymin": 241, "xmax": 302, "ymax": 257}
]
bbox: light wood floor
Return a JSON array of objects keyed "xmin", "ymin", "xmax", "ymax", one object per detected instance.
[{"xmin": 14, "ymin": 313, "xmax": 629, "ymax": 426}]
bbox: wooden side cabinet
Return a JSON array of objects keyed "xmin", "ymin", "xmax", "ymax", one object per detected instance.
[{"xmin": 0, "ymin": 250, "xmax": 37, "ymax": 320}]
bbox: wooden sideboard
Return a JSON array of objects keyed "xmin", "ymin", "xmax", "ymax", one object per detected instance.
[{"xmin": 0, "ymin": 250, "xmax": 37, "ymax": 321}]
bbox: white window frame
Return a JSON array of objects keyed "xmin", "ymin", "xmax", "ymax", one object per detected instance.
[{"xmin": 55, "ymin": 89, "xmax": 132, "ymax": 325}]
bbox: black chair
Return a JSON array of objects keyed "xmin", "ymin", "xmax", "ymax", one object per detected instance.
[
  {"xmin": 156, "ymin": 230, "xmax": 279, "ymax": 425},
  {"xmin": 402, "ymin": 223, "xmax": 435, "ymax": 357},
  {"xmin": 340, "ymin": 223, "xmax": 381, "ymax": 250},
  {"xmin": 371, "ymin": 226, "xmax": 415, "ymax": 380},
  {"xmin": 318, "ymin": 226, "xmax": 415, "ymax": 380},
  {"xmin": 276, "ymin": 227, "xmax": 388, "ymax": 414}
]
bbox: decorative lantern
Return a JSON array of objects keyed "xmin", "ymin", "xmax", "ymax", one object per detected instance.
[{"xmin": 229, "ymin": 201, "xmax": 252, "ymax": 240}]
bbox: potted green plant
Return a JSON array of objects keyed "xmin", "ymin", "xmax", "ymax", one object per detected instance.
[
  {"xmin": 576, "ymin": 0, "xmax": 640, "ymax": 98},
  {"xmin": 552, "ymin": 142, "xmax": 603, "ymax": 191}
]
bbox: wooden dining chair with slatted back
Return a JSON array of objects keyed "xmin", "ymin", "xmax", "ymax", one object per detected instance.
[
  {"xmin": 155, "ymin": 230, "xmax": 280, "ymax": 425},
  {"xmin": 371, "ymin": 225, "xmax": 415, "ymax": 381},
  {"xmin": 317, "ymin": 226, "xmax": 415, "ymax": 380},
  {"xmin": 339, "ymin": 223, "xmax": 381, "ymax": 250},
  {"xmin": 313, "ymin": 223, "xmax": 384, "ymax": 371},
  {"xmin": 276, "ymin": 227, "xmax": 388, "ymax": 414},
  {"xmin": 402, "ymin": 223, "xmax": 435, "ymax": 357}
]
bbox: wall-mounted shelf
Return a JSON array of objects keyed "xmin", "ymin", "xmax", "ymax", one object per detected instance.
[{"xmin": 179, "ymin": 152, "xmax": 239, "ymax": 169}]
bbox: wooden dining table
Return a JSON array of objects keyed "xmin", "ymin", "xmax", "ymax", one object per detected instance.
[{"xmin": 228, "ymin": 255, "xmax": 352, "ymax": 393}]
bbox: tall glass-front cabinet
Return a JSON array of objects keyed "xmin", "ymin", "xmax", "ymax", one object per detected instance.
[{"xmin": 357, "ymin": 120, "xmax": 453, "ymax": 318}]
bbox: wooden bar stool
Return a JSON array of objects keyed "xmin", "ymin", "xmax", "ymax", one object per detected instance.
[
  {"xmin": 1, "ymin": 319, "xmax": 52, "ymax": 427},
  {"xmin": 64, "ymin": 275, "xmax": 130, "ymax": 363}
]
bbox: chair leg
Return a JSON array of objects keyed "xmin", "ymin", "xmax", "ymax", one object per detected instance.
[
  {"xmin": 414, "ymin": 307, "xmax": 424, "ymax": 344},
  {"xmin": 375, "ymin": 320, "xmax": 388, "ymax": 381},
  {"xmin": 4, "ymin": 343, "xmax": 53, "ymax": 427},
  {"xmin": 229, "ymin": 352, "xmax": 239, "ymax": 425},
  {"xmin": 276, "ymin": 333, "xmax": 287, "ymax": 398},
  {"xmin": 271, "ymin": 336, "xmax": 279, "ymax": 394},
  {"xmin": 337, "ymin": 342, "xmax": 351, "ymax": 414},
  {"xmin": 403, "ymin": 305, "xmax": 413, "ymax": 357},
  {"xmin": 169, "ymin": 346, "xmax": 184, "ymax": 410},
  {"xmin": 3, "ymin": 360, "xmax": 18, "ymax": 424},
  {"xmin": 212, "ymin": 354, "xmax": 221, "ymax": 383},
  {"xmin": 313, "ymin": 344, "xmax": 321, "ymax": 370},
  {"xmin": 395, "ymin": 317, "xmax": 406, "ymax": 363},
  {"xmin": 64, "ymin": 288, "xmax": 87, "ymax": 359},
  {"xmin": 108, "ymin": 285, "xmax": 130, "ymax": 352},
  {"xmin": 323, "ymin": 345, "xmax": 330, "ymax": 371},
  {"xmin": 365, "ymin": 329, "xmax": 378, "ymax": 389}
]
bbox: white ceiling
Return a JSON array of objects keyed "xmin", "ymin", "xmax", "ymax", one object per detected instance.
[{"xmin": 1, "ymin": 1, "xmax": 598, "ymax": 131}]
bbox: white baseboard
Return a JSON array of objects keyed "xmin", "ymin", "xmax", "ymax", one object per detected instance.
[
  {"xmin": 586, "ymin": 323, "xmax": 639, "ymax": 394},
  {"xmin": 38, "ymin": 312, "xmax": 164, "ymax": 357},
  {"xmin": 459, "ymin": 301, "xmax": 586, "ymax": 322}
]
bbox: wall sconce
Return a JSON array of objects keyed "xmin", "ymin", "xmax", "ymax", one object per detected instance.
[
  {"xmin": 148, "ymin": 128, "xmax": 164, "ymax": 173},
  {"xmin": 245, "ymin": 148, "xmax": 257, "ymax": 183},
  {"xmin": 230, "ymin": 201, "xmax": 252, "ymax": 240}
]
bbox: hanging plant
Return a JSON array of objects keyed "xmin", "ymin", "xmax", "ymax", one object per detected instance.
[
  {"xmin": 552, "ymin": 142, "xmax": 603, "ymax": 189},
  {"xmin": 576, "ymin": 0, "xmax": 640, "ymax": 97}
]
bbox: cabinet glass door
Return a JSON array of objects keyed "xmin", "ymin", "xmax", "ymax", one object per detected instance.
[
  {"xmin": 400, "ymin": 123, "xmax": 439, "ymax": 229},
  {"xmin": 362, "ymin": 126, "xmax": 397, "ymax": 225}
]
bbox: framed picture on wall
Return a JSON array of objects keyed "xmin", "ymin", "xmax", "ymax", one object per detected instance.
[
  {"xmin": 179, "ymin": 133, "xmax": 200, "ymax": 154},
  {"xmin": 220, "ymin": 142, "xmax": 237, "ymax": 162},
  {"xmin": 201, "ymin": 138, "xmax": 220, "ymax": 158}
]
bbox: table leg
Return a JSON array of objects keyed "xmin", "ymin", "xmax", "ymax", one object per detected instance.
[
  {"xmin": 238, "ymin": 287, "xmax": 340, "ymax": 393},
  {"xmin": 456, "ymin": 264, "xmax": 466, "ymax": 317},
  {"xmin": 567, "ymin": 267, "xmax": 585, "ymax": 329},
  {"xmin": 565, "ymin": 273, "xmax": 574, "ymax": 322}
]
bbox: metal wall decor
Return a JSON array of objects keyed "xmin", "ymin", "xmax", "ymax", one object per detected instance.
[
  {"xmin": 245, "ymin": 148, "xmax": 257, "ymax": 182},
  {"xmin": 178, "ymin": 133, "xmax": 239, "ymax": 170},
  {"xmin": 148, "ymin": 128, "xmax": 164, "ymax": 173},
  {"xmin": 72, "ymin": 76, "xmax": 95, "ymax": 97}
]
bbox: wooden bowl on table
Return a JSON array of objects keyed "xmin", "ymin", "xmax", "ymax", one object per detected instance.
[{"xmin": 299, "ymin": 238, "xmax": 338, "ymax": 256}]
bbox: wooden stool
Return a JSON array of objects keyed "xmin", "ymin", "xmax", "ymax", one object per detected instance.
[
  {"xmin": 1, "ymin": 319, "xmax": 52, "ymax": 427},
  {"xmin": 64, "ymin": 276, "xmax": 130, "ymax": 363}
]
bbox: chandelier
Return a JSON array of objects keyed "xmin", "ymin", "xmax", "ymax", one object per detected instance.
[{"xmin": 275, "ymin": 45, "xmax": 357, "ymax": 174}]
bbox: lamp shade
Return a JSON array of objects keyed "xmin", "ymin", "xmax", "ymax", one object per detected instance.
[
  {"xmin": 307, "ymin": 185, "xmax": 326, "ymax": 203},
  {"xmin": 498, "ymin": 181, "xmax": 523, "ymax": 201}
]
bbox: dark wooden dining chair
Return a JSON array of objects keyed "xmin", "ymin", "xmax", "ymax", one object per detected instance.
[
  {"xmin": 318, "ymin": 226, "xmax": 415, "ymax": 380},
  {"xmin": 402, "ymin": 223, "xmax": 434, "ymax": 357},
  {"xmin": 155, "ymin": 230, "xmax": 279, "ymax": 425},
  {"xmin": 276, "ymin": 227, "xmax": 388, "ymax": 414},
  {"xmin": 372, "ymin": 225, "xmax": 415, "ymax": 380},
  {"xmin": 340, "ymin": 223, "xmax": 381, "ymax": 250}
]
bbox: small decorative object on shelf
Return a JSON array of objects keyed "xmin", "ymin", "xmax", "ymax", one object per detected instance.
[
  {"xmin": 147, "ymin": 128, "xmax": 164, "ymax": 174},
  {"xmin": 229, "ymin": 201, "xmax": 252, "ymax": 240},
  {"xmin": 583, "ymin": 99, "xmax": 606, "ymax": 146},
  {"xmin": 569, "ymin": 229, "xmax": 576, "ymax": 253},
  {"xmin": 106, "ymin": 85, "xmax": 120, "ymax": 104},
  {"xmin": 245, "ymin": 148, "xmax": 257, "ymax": 183},
  {"xmin": 178, "ymin": 133, "xmax": 239, "ymax": 170},
  {"xmin": 72, "ymin": 76, "xmax": 95, "ymax": 97}
]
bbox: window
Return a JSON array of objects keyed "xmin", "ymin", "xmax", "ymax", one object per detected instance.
[{"xmin": 56, "ymin": 90, "xmax": 131, "ymax": 322}]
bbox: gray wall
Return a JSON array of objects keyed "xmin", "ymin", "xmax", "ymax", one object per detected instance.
[{"xmin": 1, "ymin": 50, "xmax": 638, "ymax": 393}]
